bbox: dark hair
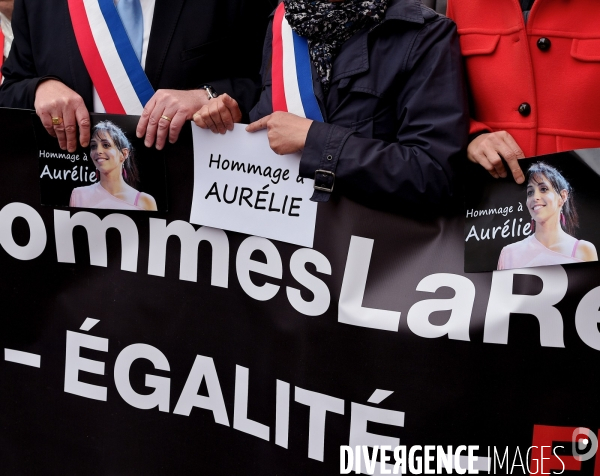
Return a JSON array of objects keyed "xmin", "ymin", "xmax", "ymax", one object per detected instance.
[
  {"xmin": 92, "ymin": 121, "xmax": 139, "ymax": 188},
  {"xmin": 526, "ymin": 161, "xmax": 578, "ymax": 235}
]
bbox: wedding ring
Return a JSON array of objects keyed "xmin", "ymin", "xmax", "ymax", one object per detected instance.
[
  {"xmin": 160, "ymin": 115, "xmax": 172, "ymax": 122},
  {"xmin": 51, "ymin": 117, "xmax": 63, "ymax": 125}
]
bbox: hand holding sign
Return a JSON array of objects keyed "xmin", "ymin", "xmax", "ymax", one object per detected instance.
[
  {"xmin": 468, "ymin": 131, "xmax": 526, "ymax": 184},
  {"xmin": 34, "ymin": 79, "xmax": 91, "ymax": 153},
  {"xmin": 193, "ymin": 94, "xmax": 242, "ymax": 134},
  {"xmin": 136, "ymin": 88, "xmax": 210, "ymax": 150},
  {"xmin": 246, "ymin": 111, "xmax": 313, "ymax": 155},
  {"xmin": 190, "ymin": 125, "xmax": 317, "ymax": 247}
]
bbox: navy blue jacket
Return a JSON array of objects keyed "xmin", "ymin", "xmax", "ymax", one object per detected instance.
[{"xmin": 250, "ymin": 0, "xmax": 469, "ymax": 212}]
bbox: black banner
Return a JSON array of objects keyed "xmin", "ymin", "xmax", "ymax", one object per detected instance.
[{"xmin": 1, "ymin": 108, "xmax": 599, "ymax": 475}]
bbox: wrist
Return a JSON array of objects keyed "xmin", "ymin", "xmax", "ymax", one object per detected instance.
[
  {"xmin": 200, "ymin": 84, "xmax": 218, "ymax": 100},
  {"xmin": 35, "ymin": 77, "xmax": 62, "ymax": 93},
  {"xmin": 184, "ymin": 89, "xmax": 211, "ymax": 117},
  {"xmin": 297, "ymin": 119, "xmax": 313, "ymax": 150}
]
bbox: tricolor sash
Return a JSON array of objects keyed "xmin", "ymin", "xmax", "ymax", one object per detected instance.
[
  {"xmin": 67, "ymin": 0, "xmax": 155, "ymax": 115},
  {"xmin": 271, "ymin": 3, "xmax": 324, "ymax": 122}
]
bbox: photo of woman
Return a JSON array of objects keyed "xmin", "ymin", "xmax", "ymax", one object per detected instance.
[
  {"xmin": 497, "ymin": 162, "xmax": 598, "ymax": 270},
  {"xmin": 69, "ymin": 121, "xmax": 157, "ymax": 211}
]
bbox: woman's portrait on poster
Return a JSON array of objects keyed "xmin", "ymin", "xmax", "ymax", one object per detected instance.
[
  {"xmin": 497, "ymin": 162, "xmax": 598, "ymax": 270},
  {"xmin": 69, "ymin": 121, "xmax": 157, "ymax": 211}
]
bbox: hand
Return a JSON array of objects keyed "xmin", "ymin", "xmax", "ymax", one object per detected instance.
[
  {"xmin": 34, "ymin": 79, "xmax": 90, "ymax": 153},
  {"xmin": 468, "ymin": 131, "xmax": 526, "ymax": 183},
  {"xmin": 193, "ymin": 94, "xmax": 242, "ymax": 134},
  {"xmin": 246, "ymin": 112, "xmax": 313, "ymax": 155},
  {"xmin": 136, "ymin": 89, "xmax": 210, "ymax": 150}
]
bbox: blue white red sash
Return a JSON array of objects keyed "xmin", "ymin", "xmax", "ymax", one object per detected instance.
[
  {"xmin": 271, "ymin": 3, "xmax": 323, "ymax": 122},
  {"xmin": 67, "ymin": 0, "xmax": 154, "ymax": 115}
]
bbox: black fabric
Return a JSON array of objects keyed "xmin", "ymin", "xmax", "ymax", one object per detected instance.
[
  {"xmin": 0, "ymin": 0, "xmax": 277, "ymax": 121},
  {"xmin": 284, "ymin": 0, "xmax": 388, "ymax": 90},
  {"xmin": 3, "ymin": 107, "xmax": 599, "ymax": 475},
  {"xmin": 521, "ymin": 0, "xmax": 535, "ymax": 12},
  {"xmin": 251, "ymin": 0, "xmax": 469, "ymax": 212},
  {"xmin": 420, "ymin": 0, "xmax": 447, "ymax": 15}
]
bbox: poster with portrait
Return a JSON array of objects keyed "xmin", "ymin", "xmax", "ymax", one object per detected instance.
[
  {"xmin": 4, "ymin": 108, "xmax": 600, "ymax": 475},
  {"xmin": 464, "ymin": 148, "xmax": 600, "ymax": 272},
  {"xmin": 36, "ymin": 113, "xmax": 168, "ymax": 212}
]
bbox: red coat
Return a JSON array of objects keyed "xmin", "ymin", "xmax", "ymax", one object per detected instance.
[{"xmin": 447, "ymin": 0, "xmax": 600, "ymax": 157}]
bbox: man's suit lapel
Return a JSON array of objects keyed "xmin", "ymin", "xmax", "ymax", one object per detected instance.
[
  {"xmin": 64, "ymin": 0, "xmax": 94, "ymax": 109},
  {"xmin": 145, "ymin": 0, "xmax": 186, "ymax": 88}
]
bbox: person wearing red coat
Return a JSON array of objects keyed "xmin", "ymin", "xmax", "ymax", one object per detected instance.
[{"xmin": 447, "ymin": 0, "xmax": 600, "ymax": 183}]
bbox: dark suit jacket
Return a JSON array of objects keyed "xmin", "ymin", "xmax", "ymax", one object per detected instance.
[{"xmin": 0, "ymin": 0, "xmax": 277, "ymax": 118}]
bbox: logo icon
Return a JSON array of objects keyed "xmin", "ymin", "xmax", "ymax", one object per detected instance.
[{"xmin": 572, "ymin": 428, "xmax": 598, "ymax": 462}]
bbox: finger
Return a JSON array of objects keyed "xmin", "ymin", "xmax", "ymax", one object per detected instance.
[
  {"xmin": 476, "ymin": 153, "xmax": 500, "ymax": 179},
  {"xmin": 496, "ymin": 141, "xmax": 524, "ymax": 184},
  {"xmin": 62, "ymin": 106, "xmax": 79, "ymax": 153},
  {"xmin": 208, "ymin": 102, "xmax": 227, "ymax": 134},
  {"xmin": 482, "ymin": 149, "xmax": 505, "ymax": 179},
  {"xmin": 506, "ymin": 159, "xmax": 525, "ymax": 184},
  {"xmin": 155, "ymin": 108, "xmax": 176, "ymax": 150},
  {"xmin": 38, "ymin": 111, "xmax": 58, "ymax": 138},
  {"xmin": 478, "ymin": 135, "xmax": 508, "ymax": 178},
  {"xmin": 137, "ymin": 96, "xmax": 156, "ymax": 139},
  {"xmin": 201, "ymin": 108, "xmax": 219, "ymax": 134},
  {"xmin": 51, "ymin": 109, "xmax": 68, "ymax": 150},
  {"xmin": 221, "ymin": 94, "xmax": 242, "ymax": 126},
  {"xmin": 193, "ymin": 111, "xmax": 208, "ymax": 129},
  {"xmin": 144, "ymin": 103, "xmax": 166, "ymax": 148},
  {"xmin": 502, "ymin": 133, "xmax": 526, "ymax": 159},
  {"xmin": 500, "ymin": 133, "xmax": 526, "ymax": 184},
  {"xmin": 168, "ymin": 111, "xmax": 188, "ymax": 144},
  {"xmin": 217, "ymin": 100, "xmax": 235, "ymax": 132},
  {"xmin": 75, "ymin": 103, "xmax": 91, "ymax": 148},
  {"xmin": 246, "ymin": 115, "xmax": 271, "ymax": 133}
]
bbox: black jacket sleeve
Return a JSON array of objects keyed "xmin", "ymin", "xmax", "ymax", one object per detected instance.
[
  {"xmin": 251, "ymin": 17, "xmax": 469, "ymax": 212},
  {"xmin": 301, "ymin": 19, "xmax": 468, "ymax": 209},
  {"xmin": 0, "ymin": 0, "xmax": 53, "ymax": 109}
]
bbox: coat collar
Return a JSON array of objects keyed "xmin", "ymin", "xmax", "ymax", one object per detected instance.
[{"xmin": 330, "ymin": 0, "xmax": 424, "ymax": 83}]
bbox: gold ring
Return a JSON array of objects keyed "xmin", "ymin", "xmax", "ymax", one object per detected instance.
[
  {"xmin": 160, "ymin": 115, "xmax": 172, "ymax": 122},
  {"xmin": 51, "ymin": 117, "xmax": 63, "ymax": 125}
]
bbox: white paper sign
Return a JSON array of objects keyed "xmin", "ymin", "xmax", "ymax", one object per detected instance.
[{"xmin": 190, "ymin": 125, "xmax": 318, "ymax": 247}]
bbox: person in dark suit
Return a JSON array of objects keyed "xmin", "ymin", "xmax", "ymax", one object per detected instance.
[
  {"xmin": 195, "ymin": 0, "xmax": 468, "ymax": 212},
  {"xmin": 0, "ymin": 0, "xmax": 276, "ymax": 152}
]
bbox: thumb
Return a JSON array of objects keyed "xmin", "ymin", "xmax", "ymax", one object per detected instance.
[{"xmin": 221, "ymin": 94, "xmax": 238, "ymax": 107}]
